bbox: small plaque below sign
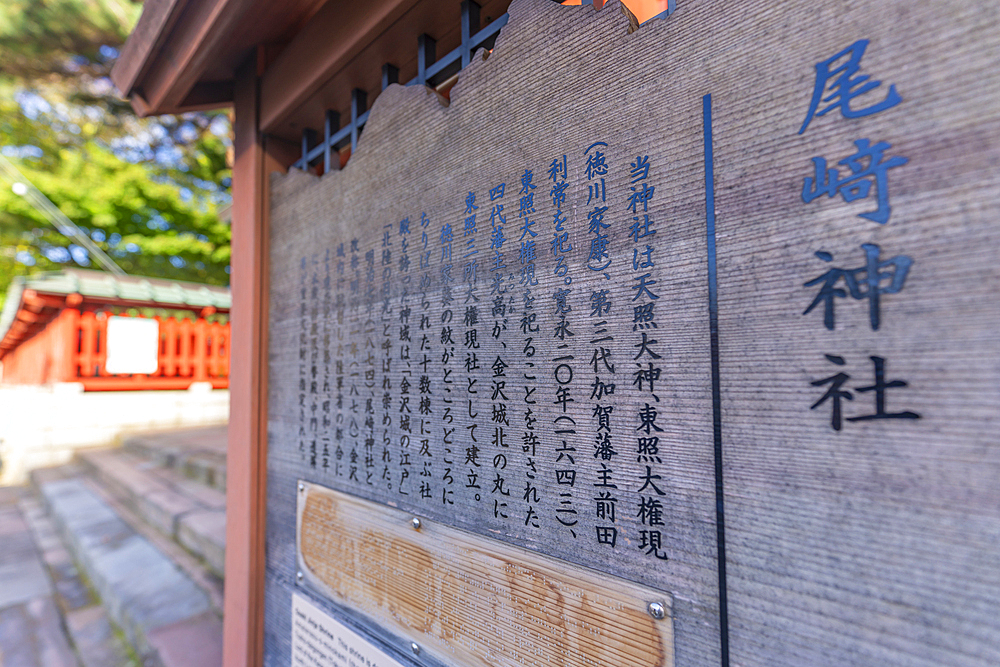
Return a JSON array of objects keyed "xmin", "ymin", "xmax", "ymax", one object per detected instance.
[
  {"xmin": 297, "ymin": 481, "xmax": 674, "ymax": 667},
  {"xmin": 292, "ymin": 593, "xmax": 405, "ymax": 667}
]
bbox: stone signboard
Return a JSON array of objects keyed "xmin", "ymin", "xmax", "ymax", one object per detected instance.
[{"xmin": 264, "ymin": 1, "xmax": 1000, "ymax": 666}]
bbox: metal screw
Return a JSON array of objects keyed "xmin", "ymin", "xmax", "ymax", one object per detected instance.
[
  {"xmin": 411, "ymin": 517, "xmax": 422, "ymax": 530},
  {"xmin": 298, "ymin": 482, "xmax": 305, "ymax": 492},
  {"xmin": 296, "ymin": 571, "xmax": 304, "ymax": 583},
  {"xmin": 647, "ymin": 601, "xmax": 665, "ymax": 620},
  {"xmin": 410, "ymin": 642, "xmax": 420, "ymax": 655}
]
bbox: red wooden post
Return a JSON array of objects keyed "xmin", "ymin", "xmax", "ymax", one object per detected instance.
[
  {"xmin": 194, "ymin": 317, "xmax": 208, "ymax": 381},
  {"xmin": 224, "ymin": 51, "xmax": 277, "ymax": 667},
  {"xmin": 163, "ymin": 316, "xmax": 178, "ymax": 377},
  {"xmin": 60, "ymin": 296, "xmax": 82, "ymax": 382},
  {"xmin": 154, "ymin": 315, "xmax": 165, "ymax": 378},
  {"xmin": 220, "ymin": 325, "xmax": 230, "ymax": 379},
  {"xmin": 79, "ymin": 311, "xmax": 97, "ymax": 377},
  {"xmin": 179, "ymin": 317, "xmax": 193, "ymax": 377},
  {"xmin": 96, "ymin": 312, "xmax": 109, "ymax": 376}
]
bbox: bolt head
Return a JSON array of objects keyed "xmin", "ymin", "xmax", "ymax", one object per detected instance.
[
  {"xmin": 298, "ymin": 482, "xmax": 305, "ymax": 492},
  {"xmin": 648, "ymin": 601, "xmax": 665, "ymax": 620},
  {"xmin": 411, "ymin": 517, "xmax": 422, "ymax": 530},
  {"xmin": 296, "ymin": 571, "xmax": 304, "ymax": 582},
  {"xmin": 410, "ymin": 642, "xmax": 420, "ymax": 654}
]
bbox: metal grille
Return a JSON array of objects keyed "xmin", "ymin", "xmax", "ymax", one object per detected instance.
[{"xmin": 294, "ymin": 0, "xmax": 509, "ymax": 172}]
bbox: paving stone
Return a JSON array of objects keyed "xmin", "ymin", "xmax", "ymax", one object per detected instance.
[
  {"xmin": 177, "ymin": 510, "xmax": 226, "ymax": 578},
  {"xmin": 76, "ymin": 448, "xmax": 227, "ymax": 572},
  {"xmin": 146, "ymin": 468, "xmax": 226, "ymax": 511},
  {"xmin": 79, "ymin": 451, "xmax": 170, "ymax": 511},
  {"xmin": 146, "ymin": 611, "xmax": 223, "ymax": 667},
  {"xmin": 0, "ymin": 506, "xmax": 52, "ymax": 610},
  {"xmin": 66, "ymin": 605, "xmax": 135, "ymax": 667},
  {"xmin": 138, "ymin": 489, "xmax": 200, "ymax": 537},
  {"xmin": 0, "ymin": 597, "xmax": 78, "ymax": 667},
  {"xmin": 0, "ymin": 560, "xmax": 52, "ymax": 610},
  {"xmin": 40, "ymin": 478, "xmax": 211, "ymax": 663},
  {"xmin": 122, "ymin": 426, "xmax": 227, "ymax": 492}
]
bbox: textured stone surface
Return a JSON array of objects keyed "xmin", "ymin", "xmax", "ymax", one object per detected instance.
[
  {"xmin": 122, "ymin": 426, "xmax": 227, "ymax": 492},
  {"xmin": 66, "ymin": 606, "xmax": 135, "ymax": 667},
  {"xmin": 147, "ymin": 611, "xmax": 224, "ymax": 667},
  {"xmin": 0, "ymin": 490, "xmax": 77, "ymax": 667},
  {"xmin": 40, "ymin": 477, "xmax": 213, "ymax": 662},
  {"xmin": 79, "ymin": 448, "xmax": 226, "ymax": 576}
]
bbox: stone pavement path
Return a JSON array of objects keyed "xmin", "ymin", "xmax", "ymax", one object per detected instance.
[
  {"xmin": 0, "ymin": 486, "xmax": 134, "ymax": 667},
  {"xmin": 0, "ymin": 485, "xmax": 77, "ymax": 667}
]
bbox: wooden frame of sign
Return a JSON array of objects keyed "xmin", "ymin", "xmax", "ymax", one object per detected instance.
[{"xmin": 263, "ymin": 1, "xmax": 1000, "ymax": 666}]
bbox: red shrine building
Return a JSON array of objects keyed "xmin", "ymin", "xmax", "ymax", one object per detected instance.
[{"xmin": 0, "ymin": 268, "xmax": 230, "ymax": 390}]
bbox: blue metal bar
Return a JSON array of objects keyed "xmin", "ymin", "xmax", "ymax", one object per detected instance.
[
  {"xmin": 425, "ymin": 50, "xmax": 460, "ymax": 80},
  {"xmin": 406, "ymin": 13, "xmax": 508, "ymax": 87},
  {"xmin": 298, "ymin": 10, "xmax": 513, "ymax": 171},
  {"xmin": 300, "ymin": 128, "xmax": 317, "ymax": 170},
  {"xmin": 324, "ymin": 110, "xmax": 340, "ymax": 172},
  {"xmin": 382, "ymin": 63, "xmax": 399, "ymax": 90},
  {"xmin": 350, "ymin": 88, "xmax": 367, "ymax": 152},
  {"xmin": 472, "ymin": 12, "xmax": 507, "ymax": 47},
  {"xmin": 306, "ymin": 142, "xmax": 324, "ymax": 165},
  {"xmin": 460, "ymin": 1, "xmax": 481, "ymax": 68},
  {"xmin": 331, "ymin": 124, "xmax": 351, "ymax": 147},
  {"xmin": 417, "ymin": 34, "xmax": 436, "ymax": 85}
]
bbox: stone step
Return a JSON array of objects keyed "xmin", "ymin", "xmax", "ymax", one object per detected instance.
[
  {"xmin": 35, "ymin": 471, "xmax": 222, "ymax": 667},
  {"xmin": 78, "ymin": 449, "xmax": 226, "ymax": 578},
  {"xmin": 0, "ymin": 486, "xmax": 80, "ymax": 667},
  {"xmin": 17, "ymin": 491, "xmax": 136, "ymax": 667},
  {"xmin": 121, "ymin": 426, "xmax": 227, "ymax": 493}
]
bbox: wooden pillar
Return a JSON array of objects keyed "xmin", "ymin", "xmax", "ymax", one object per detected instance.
[
  {"xmin": 59, "ymin": 295, "xmax": 82, "ymax": 382},
  {"xmin": 223, "ymin": 51, "xmax": 269, "ymax": 667}
]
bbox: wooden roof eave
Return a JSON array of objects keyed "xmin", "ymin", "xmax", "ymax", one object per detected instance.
[{"xmin": 111, "ymin": 0, "xmax": 248, "ymax": 116}]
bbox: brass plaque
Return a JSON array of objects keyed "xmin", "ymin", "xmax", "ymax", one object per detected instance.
[{"xmin": 296, "ymin": 481, "xmax": 674, "ymax": 667}]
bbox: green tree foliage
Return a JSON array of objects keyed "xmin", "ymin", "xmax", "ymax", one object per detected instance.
[{"xmin": 0, "ymin": 0, "xmax": 232, "ymax": 301}]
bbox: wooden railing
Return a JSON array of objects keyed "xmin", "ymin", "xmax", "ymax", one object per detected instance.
[{"xmin": 69, "ymin": 310, "xmax": 230, "ymax": 391}]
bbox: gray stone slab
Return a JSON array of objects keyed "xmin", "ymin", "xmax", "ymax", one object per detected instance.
[
  {"xmin": 0, "ymin": 502, "xmax": 52, "ymax": 611},
  {"xmin": 177, "ymin": 510, "xmax": 226, "ymax": 578},
  {"xmin": 0, "ymin": 597, "xmax": 78, "ymax": 667},
  {"xmin": 0, "ymin": 561, "xmax": 52, "ymax": 610},
  {"xmin": 149, "ymin": 470, "xmax": 226, "ymax": 511},
  {"xmin": 66, "ymin": 606, "xmax": 135, "ymax": 667},
  {"xmin": 139, "ymin": 490, "xmax": 200, "ymax": 537},
  {"xmin": 122, "ymin": 427, "xmax": 227, "ymax": 492},
  {"xmin": 79, "ymin": 451, "xmax": 170, "ymax": 509},
  {"xmin": 40, "ymin": 477, "xmax": 211, "ymax": 662},
  {"xmin": 147, "ymin": 611, "xmax": 223, "ymax": 667}
]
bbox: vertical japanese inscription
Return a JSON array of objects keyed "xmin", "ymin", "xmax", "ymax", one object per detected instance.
[
  {"xmin": 440, "ymin": 213, "xmax": 457, "ymax": 507},
  {"xmin": 579, "ymin": 143, "xmax": 619, "ymax": 550},
  {"xmin": 546, "ymin": 160, "xmax": 580, "ymax": 540},
  {"xmin": 626, "ymin": 154, "xmax": 669, "ymax": 561},
  {"xmin": 798, "ymin": 39, "xmax": 920, "ymax": 432},
  {"xmin": 416, "ymin": 213, "xmax": 435, "ymax": 503},
  {"xmin": 487, "ymin": 183, "xmax": 512, "ymax": 522},
  {"xmin": 379, "ymin": 225, "xmax": 394, "ymax": 492},
  {"xmin": 461, "ymin": 190, "xmax": 484, "ymax": 505},
  {"xmin": 514, "ymin": 168, "xmax": 541, "ymax": 530},
  {"xmin": 321, "ymin": 248, "xmax": 332, "ymax": 474},
  {"xmin": 397, "ymin": 218, "xmax": 414, "ymax": 496},
  {"xmin": 333, "ymin": 243, "xmax": 348, "ymax": 480},
  {"xmin": 309, "ymin": 254, "xmax": 321, "ymax": 470},
  {"xmin": 297, "ymin": 257, "xmax": 308, "ymax": 463}
]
